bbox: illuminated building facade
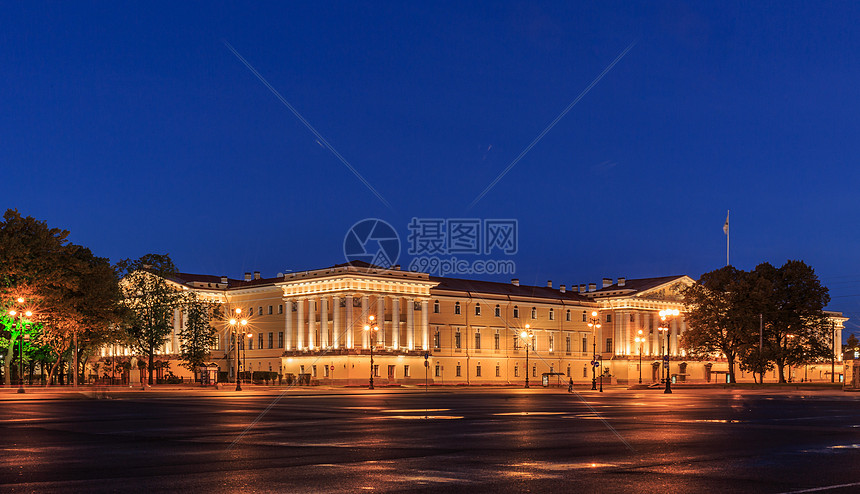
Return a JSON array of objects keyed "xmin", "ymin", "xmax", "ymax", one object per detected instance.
[{"xmin": 102, "ymin": 262, "xmax": 846, "ymax": 385}]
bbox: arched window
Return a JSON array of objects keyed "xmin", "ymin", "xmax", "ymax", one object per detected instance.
[
  {"xmin": 513, "ymin": 306, "xmax": 519, "ymax": 318},
  {"xmin": 434, "ymin": 300, "xmax": 440, "ymax": 313},
  {"xmin": 531, "ymin": 307, "xmax": 537, "ymax": 319},
  {"xmin": 475, "ymin": 303, "xmax": 481, "ymax": 316},
  {"xmin": 549, "ymin": 308, "xmax": 554, "ymax": 320},
  {"xmin": 454, "ymin": 302, "xmax": 461, "ymax": 315},
  {"xmin": 494, "ymin": 304, "xmax": 501, "ymax": 317}
]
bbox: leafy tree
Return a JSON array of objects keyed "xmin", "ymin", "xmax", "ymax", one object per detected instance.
[
  {"xmin": 117, "ymin": 254, "xmax": 186, "ymax": 385},
  {"xmin": 754, "ymin": 261, "xmax": 831, "ymax": 383},
  {"xmin": 0, "ymin": 209, "xmax": 71, "ymax": 384},
  {"xmin": 681, "ymin": 266, "xmax": 767, "ymax": 384},
  {"xmin": 178, "ymin": 292, "xmax": 221, "ymax": 379}
]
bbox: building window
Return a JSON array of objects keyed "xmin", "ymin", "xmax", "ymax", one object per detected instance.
[
  {"xmin": 549, "ymin": 335, "xmax": 554, "ymax": 352},
  {"xmin": 582, "ymin": 311, "xmax": 587, "ymax": 322},
  {"xmin": 258, "ymin": 333, "xmax": 263, "ymax": 349},
  {"xmin": 583, "ymin": 366, "xmax": 588, "ymax": 377},
  {"xmin": 455, "ymin": 330, "xmax": 461, "ymax": 349},
  {"xmin": 455, "ymin": 302, "xmax": 461, "ymax": 315},
  {"xmin": 248, "ymin": 337, "xmax": 253, "ymax": 350},
  {"xmin": 268, "ymin": 332, "xmax": 273, "ymax": 349},
  {"xmin": 268, "ymin": 305, "xmax": 273, "ymax": 315},
  {"xmin": 259, "ymin": 307, "xmax": 263, "ymax": 317},
  {"xmin": 476, "ymin": 363, "xmax": 482, "ymax": 377},
  {"xmin": 434, "ymin": 300, "xmax": 440, "ymax": 313},
  {"xmin": 606, "ymin": 338, "xmax": 613, "ymax": 353},
  {"xmin": 494, "ymin": 331, "xmax": 500, "ymax": 350},
  {"xmin": 606, "ymin": 314, "xmax": 612, "ymax": 323},
  {"xmin": 475, "ymin": 330, "xmax": 481, "ymax": 350},
  {"xmin": 404, "ymin": 365, "xmax": 410, "ymax": 378},
  {"xmin": 496, "ymin": 364, "xmax": 501, "ymax": 377},
  {"xmin": 278, "ymin": 304, "xmax": 283, "ymax": 314},
  {"xmin": 567, "ymin": 365, "xmax": 571, "ymax": 377},
  {"xmin": 514, "ymin": 366, "xmax": 519, "ymax": 377},
  {"xmin": 312, "ymin": 365, "xmax": 317, "ymax": 377},
  {"xmin": 435, "ymin": 363, "xmax": 441, "ymax": 377},
  {"xmin": 513, "ymin": 336, "xmax": 520, "ymax": 350},
  {"xmin": 513, "ymin": 306, "xmax": 519, "ymax": 318},
  {"xmin": 549, "ymin": 309, "xmax": 554, "ymax": 321},
  {"xmin": 373, "ymin": 365, "xmax": 379, "ymax": 377},
  {"xmin": 582, "ymin": 336, "xmax": 588, "ymax": 353},
  {"xmin": 566, "ymin": 310, "xmax": 571, "ymax": 321},
  {"xmin": 630, "ymin": 313, "xmax": 634, "ymax": 323},
  {"xmin": 495, "ymin": 305, "xmax": 500, "ymax": 317},
  {"xmin": 566, "ymin": 335, "xmax": 571, "ymax": 353},
  {"xmin": 278, "ymin": 332, "xmax": 284, "ymax": 348},
  {"xmin": 434, "ymin": 329, "xmax": 441, "ymax": 349},
  {"xmin": 456, "ymin": 363, "xmax": 461, "ymax": 377},
  {"xmin": 249, "ymin": 307, "xmax": 254, "ymax": 316},
  {"xmin": 324, "ymin": 365, "xmax": 329, "ymax": 377},
  {"xmin": 532, "ymin": 366, "xmax": 536, "ymax": 377},
  {"xmin": 531, "ymin": 307, "xmax": 537, "ymax": 319},
  {"xmin": 475, "ymin": 303, "xmax": 481, "ymax": 316}
]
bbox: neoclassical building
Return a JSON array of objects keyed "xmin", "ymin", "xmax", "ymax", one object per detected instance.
[{"xmin": 101, "ymin": 262, "xmax": 847, "ymax": 385}]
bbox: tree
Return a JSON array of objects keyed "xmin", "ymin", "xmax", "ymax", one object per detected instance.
[
  {"xmin": 117, "ymin": 254, "xmax": 186, "ymax": 385},
  {"xmin": 178, "ymin": 292, "xmax": 221, "ymax": 380},
  {"xmin": 0, "ymin": 209, "xmax": 78, "ymax": 384},
  {"xmin": 755, "ymin": 261, "xmax": 831, "ymax": 383},
  {"xmin": 847, "ymin": 333, "xmax": 859, "ymax": 353},
  {"xmin": 681, "ymin": 266, "xmax": 763, "ymax": 384}
]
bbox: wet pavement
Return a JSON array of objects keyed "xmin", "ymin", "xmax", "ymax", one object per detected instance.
[{"xmin": 1, "ymin": 386, "xmax": 859, "ymax": 493}]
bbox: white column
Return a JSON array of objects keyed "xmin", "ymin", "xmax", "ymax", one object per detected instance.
[
  {"xmin": 407, "ymin": 299, "xmax": 415, "ymax": 350},
  {"xmin": 671, "ymin": 318, "xmax": 678, "ymax": 356},
  {"xmin": 392, "ymin": 297, "xmax": 400, "ymax": 349},
  {"xmin": 297, "ymin": 299, "xmax": 305, "ymax": 349},
  {"xmin": 345, "ymin": 295, "xmax": 354, "ymax": 349},
  {"xmin": 172, "ymin": 308, "xmax": 181, "ymax": 354},
  {"xmin": 362, "ymin": 295, "xmax": 369, "ymax": 349},
  {"xmin": 285, "ymin": 298, "xmax": 292, "ymax": 351},
  {"xmin": 634, "ymin": 311, "xmax": 643, "ymax": 356},
  {"xmin": 308, "ymin": 297, "xmax": 317, "ymax": 350},
  {"xmin": 421, "ymin": 300, "xmax": 429, "ymax": 350},
  {"xmin": 332, "ymin": 296, "xmax": 341, "ymax": 349},
  {"xmin": 650, "ymin": 312, "xmax": 659, "ymax": 355},
  {"xmin": 680, "ymin": 318, "xmax": 687, "ymax": 357},
  {"xmin": 321, "ymin": 297, "xmax": 329, "ymax": 349},
  {"xmin": 376, "ymin": 295, "xmax": 385, "ymax": 347}
]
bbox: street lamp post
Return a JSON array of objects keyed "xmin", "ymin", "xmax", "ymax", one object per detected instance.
[
  {"xmin": 8, "ymin": 298, "xmax": 33, "ymax": 394},
  {"xmin": 587, "ymin": 311, "xmax": 602, "ymax": 391},
  {"xmin": 659, "ymin": 309, "xmax": 679, "ymax": 394},
  {"xmin": 635, "ymin": 329, "xmax": 644, "ymax": 384},
  {"xmin": 520, "ymin": 325, "xmax": 533, "ymax": 388},
  {"xmin": 364, "ymin": 315, "xmax": 379, "ymax": 389},
  {"xmin": 228, "ymin": 308, "xmax": 248, "ymax": 391}
]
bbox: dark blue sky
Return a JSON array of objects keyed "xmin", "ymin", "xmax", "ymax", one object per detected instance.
[{"xmin": 4, "ymin": 2, "xmax": 860, "ymax": 335}]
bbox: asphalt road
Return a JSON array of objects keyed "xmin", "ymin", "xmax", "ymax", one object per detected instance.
[{"xmin": 1, "ymin": 386, "xmax": 859, "ymax": 493}]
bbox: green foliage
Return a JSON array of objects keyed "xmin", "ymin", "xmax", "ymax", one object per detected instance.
[
  {"xmin": 178, "ymin": 292, "xmax": 221, "ymax": 373},
  {"xmin": 117, "ymin": 254, "xmax": 187, "ymax": 385},
  {"xmin": 682, "ymin": 260, "xmax": 831, "ymax": 384}
]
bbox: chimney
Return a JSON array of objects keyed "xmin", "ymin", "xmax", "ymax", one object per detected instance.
[
  {"xmin": 588, "ymin": 283, "xmax": 597, "ymax": 292},
  {"xmin": 560, "ymin": 284, "xmax": 566, "ymax": 293},
  {"xmin": 277, "ymin": 272, "xmax": 284, "ymax": 278},
  {"xmin": 393, "ymin": 264, "xmax": 401, "ymax": 270},
  {"xmin": 511, "ymin": 278, "xmax": 520, "ymax": 286},
  {"xmin": 244, "ymin": 272, "xmax": 252, "ymax": 281},
  {"xmin": 580, "ymin": 284, "xmax": 587, "ymax": 293},
  {"xmin": 602, "ymin": 278, "xmax": 612, "ymax": 288},
  {"xmin": 220, "ymin": 276, "xmax": 228, "ymax": 285},
  {"xmin": 618, "ymin": 277, "xmax": 626, "ymax": 287},
  {"xmin": 254, "ymin": 271, "xmax": 261, "ymax": 280},
  {"xmin": 547, "ymin": 280, "xmax": 553, "ymax": 288}
]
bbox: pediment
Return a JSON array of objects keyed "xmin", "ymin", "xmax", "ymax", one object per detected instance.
[{"xmin": 636, "ymin": 276, "xmax": 695, "ymax": 301}]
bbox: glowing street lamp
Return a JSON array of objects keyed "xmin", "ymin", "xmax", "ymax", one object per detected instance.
[
  {"xmin": 228, "ymin": 308, "xmax": 248, "ymax": 391},
  {"xmin": 8, "ymin": 303, "xmax": 34, "ymax": 394},
  {"xmin": 659, "ymin": 309, "xmax": 680, "ymax": 394},
  {"xmin": 520, "ymin": 325, "xmax": 533, "ymax": 388},
  {"xmin": 364, "ymin": 315, "xmax": 379, "ymax": 389},
  {"xmin": 635, "ymin": 329, "xmax": 645, "ymax": 384},
  {"xmin": 587, "ymin": 311, "xmax": 602, "ymax": 391}
]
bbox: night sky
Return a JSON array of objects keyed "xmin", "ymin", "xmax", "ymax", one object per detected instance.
[{"xmin": 4, "ymin": 2, "xmax": 859, "ymax": 337}]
